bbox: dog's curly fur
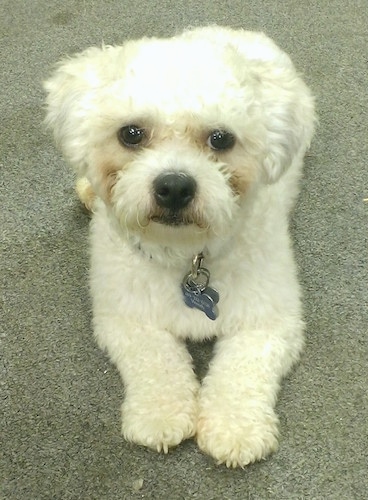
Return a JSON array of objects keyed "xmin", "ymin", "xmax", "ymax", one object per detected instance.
[{"xmin": 44, "ymin": 26, "xmax": 315, "ymax": 467}]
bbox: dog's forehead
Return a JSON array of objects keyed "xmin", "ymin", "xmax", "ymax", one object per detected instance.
[{"xmin": 118, "ymin": 39, "xmax": 241, "ymax": 112}]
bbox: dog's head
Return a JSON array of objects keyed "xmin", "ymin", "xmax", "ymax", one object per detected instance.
[{"xmin": 44, "ymin": 27, "xmax": 315, "ymax": 252}]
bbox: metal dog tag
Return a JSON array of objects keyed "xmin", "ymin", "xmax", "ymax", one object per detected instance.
[{"xmin": 181, "ymin": 255, "xmax": 219, "ymax": 320}]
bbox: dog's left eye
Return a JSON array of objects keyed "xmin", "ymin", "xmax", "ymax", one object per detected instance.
[
  {"xmin": 207, "ymin": 130, "xmax": 235, "ymax": 151},
  {"xmin": 118, "ymin": 125, "xmax": 146, "ymax": 147}
]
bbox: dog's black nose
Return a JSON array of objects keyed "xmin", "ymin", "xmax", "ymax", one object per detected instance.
[{"xmin": 153, "ymin": 172, "xmax": 196, "ymax": 210}]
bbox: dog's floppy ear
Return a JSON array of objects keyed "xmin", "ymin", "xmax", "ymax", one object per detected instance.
[
  {"xmin": 43, "ymin": 47, "xmax": 107, "ymax": 175},
  {"xmin": 224, "ymin": 29, "xmax": 316, "ymax": 183},
  {"xmin": 259, "ymin": 70, "xmax": 316, "ymax": 183}
]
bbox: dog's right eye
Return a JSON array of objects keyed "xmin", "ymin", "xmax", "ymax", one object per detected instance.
[{"xmin": 118, "ymin": 125, "xmax": 146, "ymax": 147}]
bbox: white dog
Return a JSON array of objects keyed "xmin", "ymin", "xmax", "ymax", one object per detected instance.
[{"xmin": 44, "ymin": 26, "xmax": 315, "ymax": 467}]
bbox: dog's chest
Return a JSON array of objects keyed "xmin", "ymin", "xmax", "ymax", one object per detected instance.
[
  {"xmin": 127, "ymin": 252, "xmax": 245, "ymax": 340},
  {"xmin": 90, "ymin": 209, "xmax": 258, "ymax": 340}
]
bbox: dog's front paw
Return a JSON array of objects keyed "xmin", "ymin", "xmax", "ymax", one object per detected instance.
[
  {"xmin": 197, "ymin": 404, "xmax": 279, "ymax": 468},
  {"xmin": 122, "ymin": 393, "xmax": 198, "ymax": 453}
]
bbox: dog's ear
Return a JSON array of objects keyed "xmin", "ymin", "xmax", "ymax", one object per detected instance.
[
  {"xmin": 222, "ymin": 29, "xmax": 316, "ymax": 183},
  {"xmin": 259, "ymin": 70, "xmax": 316, "ymax": 183},
  {"xmin": 43, "ymin": 47, "xmax": 107, "ymax": 175}
]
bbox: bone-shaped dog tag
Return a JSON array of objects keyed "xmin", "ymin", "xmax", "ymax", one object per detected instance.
[
  {"xmin": 181, "ymin": 282, "xmax": 219, "ymax": 320},
  {"xmin": 181, "ymin": 266, "xmax": 219, "ymax": 320}
]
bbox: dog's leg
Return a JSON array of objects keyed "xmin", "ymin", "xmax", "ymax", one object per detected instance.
[
  {"xmin": 95, "ymin": 319, "xmax": 199, "ymax": 453},
  {"xmin": 197, "ymin": 323, "xmax": 303, "ymax": 467}
]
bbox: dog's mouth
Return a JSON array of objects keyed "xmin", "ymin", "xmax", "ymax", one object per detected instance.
[
  {"xmin": 150, "ymin": 212, "xmax": 192, "ymax": 226},
  {"xmin": 148, "ymin": 207, "xmax": 207, "ymax": 229}
]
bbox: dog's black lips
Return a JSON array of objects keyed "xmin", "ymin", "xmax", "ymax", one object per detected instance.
[{"xmin": 151, "ymin": 213, "xmax": 190, "ymax": 226}]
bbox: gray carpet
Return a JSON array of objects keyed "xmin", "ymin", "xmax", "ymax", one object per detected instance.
[{"xmin": 1, "ymin": 1, "xmax": 367, "ymax": 498}]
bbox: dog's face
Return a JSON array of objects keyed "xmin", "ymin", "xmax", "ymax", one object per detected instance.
[{"xmin": 44, "ymin": 28, "xmax": 314, "ymax": 250}]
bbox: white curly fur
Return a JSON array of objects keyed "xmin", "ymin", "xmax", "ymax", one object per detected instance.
[{"xmin": 44, "ymin": 26, "xmax": 315, "ymax": 467}]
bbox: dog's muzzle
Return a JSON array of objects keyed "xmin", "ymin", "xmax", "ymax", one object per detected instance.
[{"xmin": 151, "ymin": 172, "xmax": 197, "ymax": 226}]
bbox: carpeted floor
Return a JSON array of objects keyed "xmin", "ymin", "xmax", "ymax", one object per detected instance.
[{"xmin": 1, "ymin": 1, "xmax": 367, "ymax": 498}]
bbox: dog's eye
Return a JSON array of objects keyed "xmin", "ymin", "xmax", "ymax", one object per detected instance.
[
  {"xmin": 118, "ymin": 125, "xmax": 146, "ymax": 147},
  {"xmin": 208, "ymin": 130, "xmax": 235, "ymax": 151}
]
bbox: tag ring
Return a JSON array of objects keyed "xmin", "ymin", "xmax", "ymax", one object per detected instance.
[{"xmin": 191, "ymin": 252, "xmax": 204, "ymax": 280}]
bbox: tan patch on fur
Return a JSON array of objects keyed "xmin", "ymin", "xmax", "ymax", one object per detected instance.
[
  {"xmin": 97, "ymin": 163, "xmax": 119, "ymax": 201},
  {"xmin": 227, "ymin": 168, "xmax": 252, "ymax": 195},
  {"xmin": 223, "ymin": 147, "xmax": 259, "ymax": 196},
  {"xmin": 75, "ymin": 177, "xmax": 96, "ymax": 211},
  {"xmin": 89, "ymin": 138, "xmax": 132, "ymax": 201}
]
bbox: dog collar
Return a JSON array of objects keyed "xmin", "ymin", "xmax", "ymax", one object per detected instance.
[{"xmin": 181, "ymin": 253, "xmax": 219, "ymax": 320}]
